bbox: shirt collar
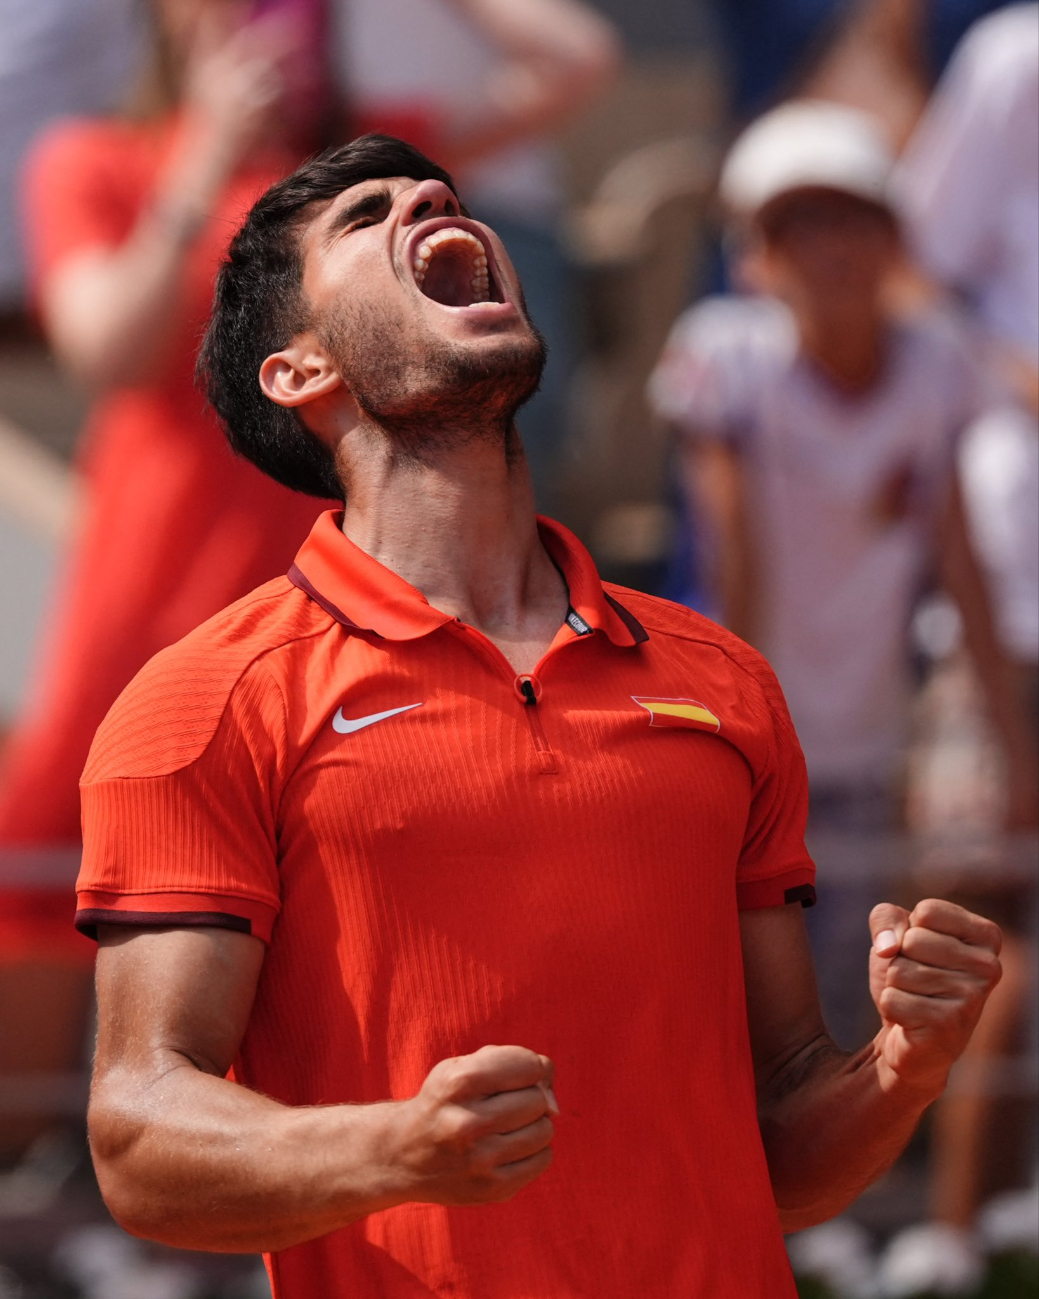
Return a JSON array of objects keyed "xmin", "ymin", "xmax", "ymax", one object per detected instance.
[{"xmin": 288, "ymin": 510, "xmax": 648, "ymax": 647}]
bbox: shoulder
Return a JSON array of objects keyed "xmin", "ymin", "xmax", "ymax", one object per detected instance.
[
  {"xmin": 23, "ymin": 117, "xmax": 149, "ymax": 220},
  {"xmin": 961, "ymin": 6, "xmax": 1038, "ymax": 71},
  {"xmin": 896, "ymin": 306, "xmax": 975, "ymax": 365},
  {"xmin": 947, "ymin": 6, "xmax": 1039, "ymax": 100},
  {"xmin": 666, "ymin": 294, "xmax": 796, "ymax": 362},
  {"xmin": 651, "ymin": 295, "xmax": 797, "ymax": 426},
  {"xmin": 894, "ymin": 308, "xmax": 982, "ymax": 411},
  {"xmin": 83, "ymin": 578, "xmax": 331, "ymax": 783},
  {"xmin": 606, "ymin": 583, "xmax": 786, "ymax": 707},
  {"xmin": 27, "ymin": 116, "xmax": 140, "ymax": 172}
]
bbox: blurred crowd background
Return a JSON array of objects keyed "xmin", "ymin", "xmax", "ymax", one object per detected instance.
[{"xmin": 0, "ymin": 1, "xmax": 1036, "ymax": 1296}]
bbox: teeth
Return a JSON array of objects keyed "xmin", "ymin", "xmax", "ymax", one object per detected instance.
[
  {"xmin": 471, "ymin": 266, "xmax": 490, "ymax": 302},
  {"xmin": 412, "ymin": 226, "xmax": 490, "ymax": 292},
  {"xmin": 425, "ymin": 227, "xmax": 485, "ymax": 251}
]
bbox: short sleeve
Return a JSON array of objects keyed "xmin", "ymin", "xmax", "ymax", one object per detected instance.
[
  {"xmin": 77, "ymin": 655, "xmax": 286, "ymax": 944},
  {"xmin": 735, "ymin": 657, "xmax": 816, "ymax": 910},
  {"xmin": 647, "ymin": 296, "xmax": 793, "ymax": 446},
  {"xmin": 21, "ymin": 119, "xmax": 140, "ymax": 294}
]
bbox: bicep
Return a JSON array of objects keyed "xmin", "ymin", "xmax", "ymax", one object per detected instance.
[
  {"xmin": 94, "ymin": 925, "xmax": 266, "ymax": 1082},
  {"xmin": 739, "ymin": 904, "xmax": 828, "ymax": 1090}
]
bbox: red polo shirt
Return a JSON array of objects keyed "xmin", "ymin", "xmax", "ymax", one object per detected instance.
[{"xmin": 78, "ymin": 511, "xmax": 814, "ymax": 1298}]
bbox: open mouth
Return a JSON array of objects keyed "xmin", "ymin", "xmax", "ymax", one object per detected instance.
[{"xmin": 412, "ymin": 227, "xmax": 503, "ymax": 309}]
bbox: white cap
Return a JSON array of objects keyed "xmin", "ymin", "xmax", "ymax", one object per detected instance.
[{"xmin": 719, "ymin": 100, "xmax": 897, "ymax": 220}]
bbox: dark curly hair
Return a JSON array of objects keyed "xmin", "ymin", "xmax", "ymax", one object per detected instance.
[{"xmin": 197, "ymin": 135, "xmax": 458, "ymax": 500}]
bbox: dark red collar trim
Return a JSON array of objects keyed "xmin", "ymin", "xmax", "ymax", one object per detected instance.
[
  {"xmin": 288, "ymin": 511, "xmax": 651, "ymax": 648},
  {"xmin": 604, "ymin": 592, "xmax": 649, "ymax": 645},
  {"xmin": 287, "ymin": 563, "xmax": 368, "ymax": 634}
]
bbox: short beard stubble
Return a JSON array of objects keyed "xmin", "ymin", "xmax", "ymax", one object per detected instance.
[{"xmin": 320, "ymin": 293, "xmax": 547, "ymax": 462}]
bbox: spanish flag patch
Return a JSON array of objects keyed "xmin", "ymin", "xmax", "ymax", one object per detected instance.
[{"xmin": 633, "ymin": 697, "xmax": 721, "ymax": 733}]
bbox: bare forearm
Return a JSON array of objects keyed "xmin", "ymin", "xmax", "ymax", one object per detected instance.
[
  {"xmin": 90, "ymin": 1061, "xmax": 402, "ymax": 1252},
  {"xmin": 759, "ymin": 1035, "xmax": 939, "ymax": 1231},
  {"xmin": 442, "ymin": 0, "xmax": 619, "ymax": 164},
  {"xmin": 941, "ymin": 481, "xmax": 1038, "ymax": 808},
  {"xmin": 718, "ymin": 545, "xmax": 758, "ymax": 645}
]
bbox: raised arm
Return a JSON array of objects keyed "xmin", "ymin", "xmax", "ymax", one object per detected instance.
[
  {"xmin": 676, "ymin": 436, "xmax": 759, "ymax": 644},
  {"xmin": 440, "ymin": 0, "xmax": 621, "ymax": 167},
  {"xmin": 89, "ymin": 925, "xmax": 557, "ymax": 1253},
  {"xmin": 40, "ymin": 15, "xmax": 285, "ymax": 390},
  {"xmin": 743, "ymin": 898, "xmax": 1001, "ymax": 1230},
  {"xmin": 940, "ymin": 472, "xmax": 1039, "ymax": 828}
]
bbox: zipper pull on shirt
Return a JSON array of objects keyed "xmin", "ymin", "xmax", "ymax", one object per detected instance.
[{"xmin": 514, "ymin": 675, "xmax": 557, "ymax": 773}]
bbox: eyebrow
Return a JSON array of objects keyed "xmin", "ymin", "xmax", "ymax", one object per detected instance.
[{"xmin": 322, "ymin": 188, "xmax": 394, "ymax": 245}]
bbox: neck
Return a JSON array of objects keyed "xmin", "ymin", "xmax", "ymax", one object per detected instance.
[
  {"xmin": 797, "ymin": 299, "xmax": 887, "ymax": 394},
  {"xmin": 339, "ymin": 421, "xmax": 566, "ymax": 647}
]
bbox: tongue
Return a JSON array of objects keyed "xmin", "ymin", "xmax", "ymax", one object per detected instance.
[{"xmin": 421, "ymin": 246, "xmax": 478, "ymax": 307}]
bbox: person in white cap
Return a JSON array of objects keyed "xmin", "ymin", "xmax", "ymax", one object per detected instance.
[{"xmin": 649, "ymin": 100, "xmax": 1036, "ymax": 1049}]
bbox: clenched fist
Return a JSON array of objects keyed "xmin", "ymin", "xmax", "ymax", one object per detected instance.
[
  {"xmin": 869, "ymin": 898, "xmax": 1003, "ymax": 1095},
  {"xmin": 388, "ymin": 1045, "xmax": 558, "ymax": 1207}
]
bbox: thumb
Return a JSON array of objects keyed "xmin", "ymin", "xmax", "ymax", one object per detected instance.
[{"xmin": 870, "ymin": 903, "xmax": 911, "ymax": 958}]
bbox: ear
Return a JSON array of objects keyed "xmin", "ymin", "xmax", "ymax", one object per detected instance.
[{"xmin": 258, "ymin": 332, "xmax": 343, "ymax": 410}]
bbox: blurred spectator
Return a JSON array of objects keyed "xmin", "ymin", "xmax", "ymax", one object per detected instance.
[
  {"xmin": 0, "ymin": 0, "xmax": 338, "ymax": 1162},
  {"xmin": 0, "ymin": 0, "xmax": 619, "ymax": 1178},
  {"xmin": 0, "ymin": 0, "xmax": 141, "ymax": 316},
  {"xmin": 880, "ymin": 7, "xmax": 1039, "ymax": 1290},
  {"xmin": 338, "ymin": 0, "xmax": 621, "ymax": 505},
  {"xmin": 900, "ymin": 2, "xmax": 1038, "ymax": 459},
  {"xmin": 648, "ymin": 101, "xmax": 1034, "ymax": 1047},
  {"xmin": 898, "ymin": 0, "xmax": 1038, "ymax": 816}
]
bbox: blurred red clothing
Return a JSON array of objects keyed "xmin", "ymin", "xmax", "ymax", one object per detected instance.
[{"xmin": 0, "ymin": 117, "xmax": 330, "ymax": 957}]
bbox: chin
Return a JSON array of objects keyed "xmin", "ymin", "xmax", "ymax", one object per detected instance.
[{"xmin": 351, "ymin": 325, "xmax": 546, "ymax": 436}]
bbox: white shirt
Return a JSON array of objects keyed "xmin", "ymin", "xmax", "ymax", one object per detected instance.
[
  {"xmin": 649, "ymin": 295, "xmax": 982, "ymax": 784},
  {"xmin": 898, "ymin": 4, "xmax": 1039, "ymax": 356}
]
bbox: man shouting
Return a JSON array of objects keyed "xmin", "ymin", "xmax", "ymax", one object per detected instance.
[{"xmin": 76, "ymin": 136, "xmax": 1002, "ymax": 1298}]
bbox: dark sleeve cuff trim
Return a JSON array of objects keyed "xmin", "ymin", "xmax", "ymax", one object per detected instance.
[
  {"xmin": 75, "ymin": 908, "xmax": 253, "ymax": 941},
  {"xmin": 784, "ymin": 884, "xmax": 817, "ymax": 908}
]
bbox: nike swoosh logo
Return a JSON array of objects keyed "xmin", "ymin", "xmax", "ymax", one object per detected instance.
[{"xmin": 332, "ymin": 703, "xmax": 424, "ymax": 735}]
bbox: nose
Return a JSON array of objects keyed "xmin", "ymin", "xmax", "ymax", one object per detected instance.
[{"xmin": 399, "ymin": 179, "xmax": 461, "ymax": 227}]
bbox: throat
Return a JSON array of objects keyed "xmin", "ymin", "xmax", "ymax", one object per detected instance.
[
  {"xmin": 340, "ymin": 435, "xmax": 550, "ymax": 631},
  {"xmin": 800, "ymin": 323, "xmax": 888, "ymax": 395}
]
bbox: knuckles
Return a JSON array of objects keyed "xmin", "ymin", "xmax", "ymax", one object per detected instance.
[
  {"xmin": 900, "ymin": 927, "xmax": 930, "ymax": 959},
  {"xmin": 910, "ymin": 897, "xmax": 946, "ymax": 929},
  {"xmin": 435, "ymin": 1106, "xmax": 483, "ymax": 1149}
]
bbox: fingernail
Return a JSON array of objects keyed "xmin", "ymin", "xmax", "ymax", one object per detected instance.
[
  {"xmin": 875, "ymin": 929, "xmax": 898, "ymax": 954},
  {"xmin": 545, "ymin": 1087, "xmax": 560, "ymax": 1117}
]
